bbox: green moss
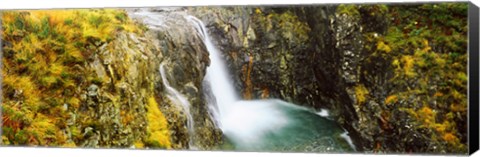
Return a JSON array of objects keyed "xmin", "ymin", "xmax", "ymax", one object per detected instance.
[
  {"xmin": 254, "ymin": 10, "xmax": 310, "ymax": 44},
  {"xmin": 371, "ymin": 3, "xmax": 468, "ymax": 153},
  {"xmin": 336, "ymin": 4, "xmax": 360, "ymax": 16}
]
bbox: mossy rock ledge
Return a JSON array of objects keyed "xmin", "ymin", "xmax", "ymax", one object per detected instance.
[{"xmin": 1, "ymin": 9, "xmax": 222, "ymax": 150}]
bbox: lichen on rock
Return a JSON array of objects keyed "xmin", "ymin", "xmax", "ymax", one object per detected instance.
[
  {"xmin": 188, "ymin": 3, "xmax": 468, "ymax": 154},
  {"xmin": 2, "ymin": 8, "xmax": 223, "ymax": 150}
]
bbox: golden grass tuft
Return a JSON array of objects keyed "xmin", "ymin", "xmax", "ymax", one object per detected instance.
[
  {"xmin": 145, "ymin": 96, "xmax": 172, "ymax": 149},
  {"xmin": 354, "ymin": 84, "xmax": 369, "ymax": 105},
  {"xmin": 401, "ymin": 55, "xmax": 416, "ymax": 78},
  {"xmin": 384, "ymin": 95, "xmax": 398, "ymax": 105},
  {"xmin": 1, "ymin": 9, "xmax": 144, "ymax": 147}
]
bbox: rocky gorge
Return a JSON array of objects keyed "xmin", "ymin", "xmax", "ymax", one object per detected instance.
[
  {"xmin": 1, "ymin": 3, "xmax": 469, "ymax": 154},
  {"xmin": 187, "ymin": 3, "xmax": 468, "ymax": 153},
  {"xmin": 1, "ymin": 8, "xmax": 222, "ymax": 150}
]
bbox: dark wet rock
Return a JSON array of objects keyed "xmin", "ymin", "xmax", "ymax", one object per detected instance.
[
  {"xmin": 4, "ymin": 4, "xmax": 463, "ymax": 153},
  {"xmin": 188, "ymin": 5, "xmax": 370, "ymax": 149},
  {"xmin": 8, "ymin": 4, "xmax": 459, "ymax": 153},
  {"xmin": 187, "ymin": 4, "xmax": 465, "ymax": 153}
]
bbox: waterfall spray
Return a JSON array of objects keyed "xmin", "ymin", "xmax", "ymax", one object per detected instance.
[
  {"xmin": 131, "ymin": 9, "xmax": 356, "ymax": 151},
  {"xmin": 187, "ymin": 16, "xmax": 240, "ymax": 129},
  {"xmin": 187, "ymin": 15, "xmax": 356, "ymax": 152}
]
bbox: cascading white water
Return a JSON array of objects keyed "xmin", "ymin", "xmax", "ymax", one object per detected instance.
[
  {"xmin": 187, "ymin": 16, "xmax": 240, "ymax": 128},
  {"xmin": 187, "ymin": 15, "xmax": 356, "ymax": 152},
  {"xmin": 159, "ymin": 63, "xmax": 196, "ymax": 149},
  {"xmin": 188, "ymin": 16, "xmax": 294, "ymax": 147},
  {"xmin": 131, "ymin": 8, "xmax": 356, "ymax": 151}
]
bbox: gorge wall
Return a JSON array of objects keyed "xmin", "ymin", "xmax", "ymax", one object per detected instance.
[
  {"xmin": 1, "ymin": 3, "xmax": 468, "ymax": 154},
  {"xmin": 189, "ymin": 3, "xmax": 468, "ymax": 153},
  {"xmin": 2, "ymin": 9, "xmax": 222, "ymax": 150}
]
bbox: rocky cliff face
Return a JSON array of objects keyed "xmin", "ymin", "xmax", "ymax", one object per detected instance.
[
  {"xmin": 128, "ymin": 9, "xmax": 223, "ymax": 149},
  {"xmin": 2, "ymin": 9, "xmax": 222, "ymax": 150},
  {"xmin": 188, "ymin": 5, "xmax": 373, "ymax": 151},
  {"xmin": 189, "ymin": 3, "xmax": 468, "ymax": 153},
  {"xmin": 1, "ymin": 4, "xmax": 468, "ymax": 154}
]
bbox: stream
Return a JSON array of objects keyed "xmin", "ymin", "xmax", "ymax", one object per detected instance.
[{"xmin": 131, "ymin": 9, "xmax": 357, "ymax": 153}]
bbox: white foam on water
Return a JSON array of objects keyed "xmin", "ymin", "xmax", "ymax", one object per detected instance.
[
  {"xmin": 220, "ymin": 100, "xmax": 290, "ymax": 147},
  {"xmin": 340, "ymin": 132, "xmax": 356, "ymax": 151},
  {"xmin": 151, "ymin": 13, "xmax": 357, "ymax": 152},
  {"xmin": 316, "ymin": 109, "xmax": 330, "ymax": 117},
  {"xmin": 188, "ymin": 16, "xmax": 294, "ymax": 149}
]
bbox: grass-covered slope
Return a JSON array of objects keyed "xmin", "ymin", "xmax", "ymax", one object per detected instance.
[
  {"xmin": 342, "ymin": 3, "xmax": 468, "ymax": 153},
  {"xmin": 1, "ymin": 9, "xmax": 171, "ymax": 148}
]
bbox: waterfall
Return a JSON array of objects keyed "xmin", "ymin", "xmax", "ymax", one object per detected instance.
[
  {"xmin": 187, "ymin": 16, "xmax": 291, "ymax": 148},
  {"xmin": 187, "ymin": 16, "xmax": 291, "ymax": 139},
  {"xmin": 187, "ymin": 16, "xmax": 239, "ymax": 129},
  {"xmin": 131, "ymin": 9, "xmax": 356, "ymax": 151},
  {"xmin": 159, "ymin": 63, "xmax": 196, "ymax": 149},
  {"xmin": 187, "ymin": 15, "xmax": 356, "ymax": 152}
]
